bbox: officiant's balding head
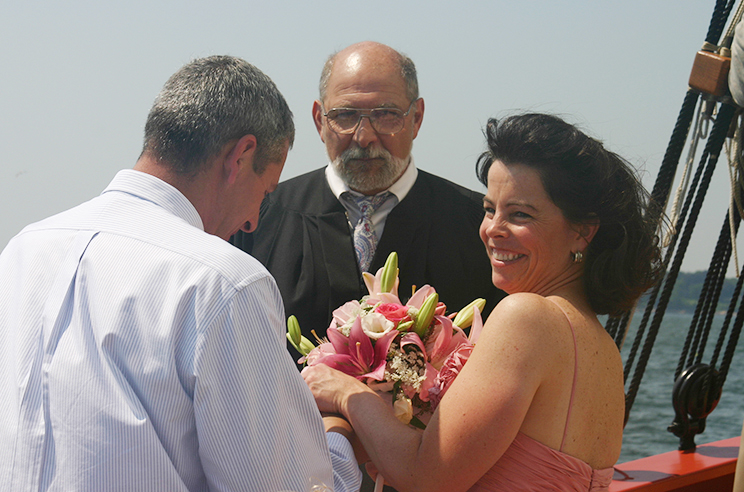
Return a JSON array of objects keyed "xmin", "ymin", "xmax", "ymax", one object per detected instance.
[{"xmin": 312, "ymin": 42, "xmax": 425, "ymax": 195}]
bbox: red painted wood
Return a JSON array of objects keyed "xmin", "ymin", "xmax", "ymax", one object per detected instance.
[{"xmin": 609, "ymin": 437, "xmax": 739, "ymax": 491}]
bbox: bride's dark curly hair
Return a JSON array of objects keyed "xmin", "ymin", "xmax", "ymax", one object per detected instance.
[{"xmin": 476, "ymin": 113, "xmax": 663, "ymax": 315}]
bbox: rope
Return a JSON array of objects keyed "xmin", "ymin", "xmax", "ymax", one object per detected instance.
[
  {"xmin": 706, "ymin": 0, "xmax": 737, "ymax": 46},
  {"xmin": 649, "ymin": 90, "xmax": 701, "ymax": 218},
  {"xmin": 676, "ymin": 212, "xmax": 736, "ymax": 379},
  {"xmin": 709, "ymin": 207, "xmax": 743, "ymax": 381},
  {"xmin": 714, "ymin": 272, "xmax": 744, "ymax": 386},
  {"xmin": 724, "ymin": 1, "xmax": 744, "ymax": 46},
  {"xmin": 666, "ymin": 101, "xmax": 712, "ymax": 246},
  {"xmin": 620, "ymin": 0, "xmax": 741, "ymax": 422},
  {"xmin": 623, "ymin": 108, "xmax": 714, "ymax": 394},
  {"xmin": 624, "ymin": 153, "xmax": 706, "ymax": 403},
  {"xmin": 618, "ymin": 1, "xmax": 744, "ymax": 450},
  {"xmin": 606, "ymin": 309, "xmax": 632, "ymax": 348},
  {"xmin": 621, "ymin": 94, "xmax": 705, "ymax": 380},
  {"xmin": 624, "ymin": 103, "xmax": 737, "ymax": 418},
  {"xmin": 607, "ymin": 90, "xmax": 701, "ymax": 354},
  {"xmin": 666, "ymin": 205, "xmax": 742, "ymax": 450}
]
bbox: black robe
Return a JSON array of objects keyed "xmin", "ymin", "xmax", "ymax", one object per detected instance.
[{"xmin": 231, "ymin": 167, "xmax": 506, "ymax": 359}]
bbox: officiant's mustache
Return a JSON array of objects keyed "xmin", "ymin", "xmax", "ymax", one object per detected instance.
[
  {"xmin": 332, "ymin": 145, "xmax": 409, "ymax": 193},
  {"xmin": 338, "ymin": 145, "xmax": 393, "ymax": 165}
]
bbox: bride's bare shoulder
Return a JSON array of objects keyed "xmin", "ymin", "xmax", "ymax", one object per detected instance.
[
  {"xmin": 486, "ymin": 293, "xmax": 560, "ymax": 324},
  {"xmin": 479, "ymin": 293, "xmax": 569, "ymax": 345}
]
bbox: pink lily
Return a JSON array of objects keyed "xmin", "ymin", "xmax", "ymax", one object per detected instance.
[
  {"xmin": 312, "ymin": 316, "xmax": 398, "ymax": 381},
  {"xmin": 405, "ymin": 285, "xmax": 446, "ymax": 321},
  {"xmin": 406, "ymin": 285, "xmax": 436, "ymax": 308},
  {"xmin": 367, "ymin": 292, "xmax": 403, "ymax": 307},
  {"xmin": 400, "ymin": 331, "xmax": 426, "ymax": 353},
  {"xmin": 300, "ymin": 341, "xmax": 337, "ymax": 366},
  {"xmin": 469, "ymin": 305, "xmax": 484, "ymax": 344},
  {"xmin": 425, "ymin": 306, "xmax": 484, "ymax": 408},
  {"xmin": 363, "ymin": 269, "xmax": 400, "ymax": 298},
  {"xmin": 426, "ymin": 315, "xmax": 470, "ymax": 370}
]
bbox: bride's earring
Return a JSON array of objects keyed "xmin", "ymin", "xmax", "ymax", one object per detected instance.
[{"xmin": 571, "ymin": 250, "xmax": 584, "ymax": 263}]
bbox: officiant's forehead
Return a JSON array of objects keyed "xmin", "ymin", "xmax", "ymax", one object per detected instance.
[{"xmin": 323, "ymin": 45, "xmax": 410, "ymax": 109}]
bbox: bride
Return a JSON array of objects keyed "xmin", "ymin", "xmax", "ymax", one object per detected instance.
[{"xmin": 303, "ymin": 113, "xmax": 663, "ymax": 492}]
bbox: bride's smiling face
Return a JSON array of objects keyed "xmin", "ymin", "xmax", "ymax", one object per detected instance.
[{"xmin": 479, "ymin": 159, "xmax": 583, "ymax": 295}]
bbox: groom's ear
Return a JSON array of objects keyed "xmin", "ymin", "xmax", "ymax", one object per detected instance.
[{"xmin": 223, "ymin": 134, "xmax": 258, "ymax": 185}]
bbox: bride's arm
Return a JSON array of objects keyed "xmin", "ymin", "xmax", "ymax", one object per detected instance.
[{"xmin": 303, "ymin": 294, "xmax": 561, "ymax": 492}]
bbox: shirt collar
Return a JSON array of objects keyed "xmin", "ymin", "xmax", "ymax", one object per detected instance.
[
  {"xmin": 102, "ymin": 169, "xmax": 205, "ymax": 231},
  {"xmin": 325, "ymin": 155, "xmax": 418, "ymax": 201}
]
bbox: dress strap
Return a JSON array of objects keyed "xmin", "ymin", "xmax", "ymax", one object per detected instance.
[{"xmin": 547, "ymin": 298, "xmax": 579, "ymax": 453}]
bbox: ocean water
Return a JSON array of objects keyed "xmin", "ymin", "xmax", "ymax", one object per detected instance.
[{"xmin": 617, "ymin": 312, "xmax": 744, "ymax": 463}]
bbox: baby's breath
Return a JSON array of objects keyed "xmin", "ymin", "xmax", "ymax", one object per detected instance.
[
  {"xmin": 385, "ymin": 342, "xmax": 426, "ymax": 391},
  {"xmin": 338, "ymin": 321, "xmax": 353, "ymax": 337}
]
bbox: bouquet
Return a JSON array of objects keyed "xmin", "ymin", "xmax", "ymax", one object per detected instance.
[{"xmin": 287, "ymin": 252, "xmax": 485, "ymax": 427}]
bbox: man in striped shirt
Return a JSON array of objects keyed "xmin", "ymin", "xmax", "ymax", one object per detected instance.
[{"xmin": 0, "ymin": 56, "xmax": 361, "ymax": 492}]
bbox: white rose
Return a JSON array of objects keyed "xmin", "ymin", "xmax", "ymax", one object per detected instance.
[
  {"xmin": 393, "ymin": 396, "xmax": 413, "ymax": 425},
  {"xmin": 360, "ymin": 312, "xmax": 395, "ymax": 339}
]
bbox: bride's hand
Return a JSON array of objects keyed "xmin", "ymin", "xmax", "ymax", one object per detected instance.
[{"xmin": 302, "ymin": 364, "xmax": 369, "ymax": 416}]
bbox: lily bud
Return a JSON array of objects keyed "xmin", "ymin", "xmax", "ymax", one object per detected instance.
[
  {"xmin": 396, "ymin": 320, "xmax": 415, "ymax": 332},
  {"xmin": 298, "ymin": 336, "xmax": 316, "ymax": 356},
  {"xmin": 414, "ymin": 292, "xmax": 439, "ymax": 337},
  {"xmin": 286, "ymin": 315, "xmax": 316, "ymax": 356},
  {"xmin": 380, "ymin": 252, "xmax": 398, "ymax": 293},
  {"xmin": 287, "ymin": 315, "xmax": 301, "ymax": 346},
  {"xmin": 452, "ymin": 298, "xmax": 487, "ymax": 328},
  {"xmin": 286, "ymin": 332, "xmax": 316, "ymax": 357}
]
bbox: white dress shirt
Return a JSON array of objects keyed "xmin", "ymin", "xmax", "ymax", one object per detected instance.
[{"xmin": 0, "ymin": 169, "xmax": 360, "ymax": 492}]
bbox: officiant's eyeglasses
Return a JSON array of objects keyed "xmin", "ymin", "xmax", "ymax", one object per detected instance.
[{"xmin": 322, "ymin": 100, "xmax": 416, "ymax": 135}]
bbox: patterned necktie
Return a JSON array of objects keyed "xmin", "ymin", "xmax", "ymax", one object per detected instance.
[{"xmin": 347, "ymin": 192, "xmax": 391, "ymax": 272}]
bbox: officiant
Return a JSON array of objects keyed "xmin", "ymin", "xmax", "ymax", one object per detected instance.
[{"xmin": 231, "ymin": 41, "xmax": 505, "ymax": 360}]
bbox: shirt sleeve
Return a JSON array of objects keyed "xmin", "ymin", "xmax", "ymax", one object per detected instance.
[
  {"xmin": 327, "ymin": 432, "xmax": 363, "ymax": 492},
  {"xmin": 193, "ymin": 273, "xmax": 359, "ymax": 491}
]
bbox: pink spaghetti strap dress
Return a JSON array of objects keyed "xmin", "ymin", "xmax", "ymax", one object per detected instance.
[{"xmin": 468, "ymin": 302, "xmax": 615, "ymax": 491}]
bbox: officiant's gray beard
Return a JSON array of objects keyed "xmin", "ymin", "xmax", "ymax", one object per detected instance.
[{"xmin": 331, "ymin": 145, "xmax": 410, "ymax": 194}]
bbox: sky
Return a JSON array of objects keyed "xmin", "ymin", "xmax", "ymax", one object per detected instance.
[{"xmin": 0, "ymin": 0, "xmax": 734, "ymax": 274}]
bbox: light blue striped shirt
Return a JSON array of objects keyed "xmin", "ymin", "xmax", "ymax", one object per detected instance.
[{"xmin": 0, "ymin": 169, "xmax": 360, "ymax": 492}]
